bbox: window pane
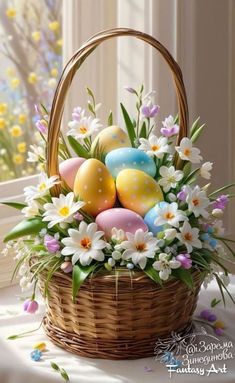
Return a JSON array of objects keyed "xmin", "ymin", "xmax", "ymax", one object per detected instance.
[{"xmin": 0, "ymin": 0, "xmax": 62, "ymax": 182}]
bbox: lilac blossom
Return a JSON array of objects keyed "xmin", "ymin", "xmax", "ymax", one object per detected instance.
[
  {"xmin": 72, "ymin": 106, "xmax": 84, "ymax": 122},
  {"xmin": 213, "ymin": 195, "xmax": 228, "ymax": 210},
  {"xmin": 35, "ymin": 119, "xmax": 47, "ymax": 134},
  {"xmin": 177, "ymin": 189, "xmax": 187, "ymax": 202},
  {"xmin": 160, "ymin": 115, "xmax": 179, "ymax": 137},
  {"xmin": 23, "ymin": 299, "xmax": 39, "ymax": 314},
  {"xmin": 176, "ymin": 253, "xmax": 192, "ymax": 269},
  {"xmin": 141, "ymin": 104, "xmax": 160, "ymax": 118},
  {"xmin": 124, "ymin": 86, "xmax": 136, "ymax": 94},
  {"xmin": 44, "ymin": 234, "xmax": 60, "ymax": 253}
]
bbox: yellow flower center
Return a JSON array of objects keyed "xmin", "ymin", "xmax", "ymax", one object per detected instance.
[
  {"xmin": 79, "ymin": 125, "xmax": 88, "ymax": 134},
  {"xmin": 11, "ymin": 125, "xmax": 22, "ymax": 137},
  {"xmin": 183, "ymin": 148, "xmax": 191, "ymax": 156},
  {"xmin": 136, "ymin": 242, "xmax": 146, "ymax": 251},
  {"xmin": 192, "ymin": 198, "xmax": 199, "ymax": 206},
  {"xmin": 151, "ymin": 145, "xmax": 160, "ymax": 151},
  {"xmin": 59, "ymin": 206, "xmax": 70, "ymax": 217},
  {"xmin": 184, "ymin": 232, "xmax": 192, "ymax": 241},
  {"xmin": 80, "ymin": 237, "xmax": 91, "ymax": 249},
  {"xmin": 165, "ymin": 212, "xmax": 175, "ymax": 220},
  {"xmin": 38, "ymin": 182, "xmax": 46, "ymax": 191}
]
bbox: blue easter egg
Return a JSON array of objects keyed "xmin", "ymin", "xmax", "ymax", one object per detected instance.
[
  {"xmin": 105, "ymin": 147, "xmax": 156, "ymax": 179},
  {"xmin": 144, "ymin": 201, "xmax": 166, "ymax": 235}
]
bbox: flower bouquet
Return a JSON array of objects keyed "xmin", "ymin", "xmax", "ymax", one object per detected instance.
[{"xmin": 2, "ymin": 29, "xmax": 235, "ymax": 360}]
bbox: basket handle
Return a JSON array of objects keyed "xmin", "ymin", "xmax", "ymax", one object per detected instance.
[{"xmin": 47, "ymin": 28, "xmax": 189, "ymax": 196}]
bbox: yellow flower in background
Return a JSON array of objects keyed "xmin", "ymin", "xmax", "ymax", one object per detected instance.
[
  {"xmin": 0, "ymin": 118, "xmax": 6, "ymax": 130},
  {"xmin": 18, "ymin": 114, "xmax": 27, "ymax": 124},
  {"xmin": 50, "ymin": 68, "xmax": 58, "ymax": 77},
  {"xmin": 0, "ymin": 103, "xmax": 8, "ymax": 115},
  {"xmin": 28, "ymin": 72, "xmax": 38, "ymax": 84},
  {"xmin": 11, "ymin": 78, "xmax": 20, "ymax": 88},
  {"xmin": 57, "ymin": 39, "xmax": 63, "ymax": 47},
  {"xmin": 6, "ymin": 8, "xmax": 16, "ymax": 18},
  {"xmin": 49, "ymin": 21, "xmax": 60, "ymax": 31},
  {"xmin": 6, "ymin": 67, "xmax": 15, "ymax": 77},
  {"xmin": 13, "ymin": 154, "xmax": 24, "ymax": 165},
  {"xmin": 32, "ymin": 31, "xmax": 41, "ymax": 42},
  {"xmin": 10, "ymin": 124, "xmax": 22, "ymax": 137},
  {"xmin": 17, "ymin": 142, "xmax": 26, "ymax": 153}
]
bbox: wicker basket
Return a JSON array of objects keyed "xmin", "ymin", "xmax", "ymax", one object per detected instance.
[{"xmin": 41, "ymin": 28, "xmax": 203, "ymax": 359}]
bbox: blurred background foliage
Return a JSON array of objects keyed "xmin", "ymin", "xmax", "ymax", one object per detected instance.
[{"xmin": 0, "ymin": 0, "xmax": 62, "ymax": 181}]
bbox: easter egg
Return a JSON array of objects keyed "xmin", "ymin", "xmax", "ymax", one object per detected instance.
[
  {"xmin": 95, "ymin": 208, "xmax": 148, "ymax": 239},
  {"xmin": 91, "ymin": 125, "xmax": 130, "ymax": 155},
  {"xmin": 116, "ymin": 169, "xmax": 164, "ymax": 216},
  {"xmin": 105, "ymin": 147, "xmax": 156, "ymax": 179},
  {"xmin": 74, "ymin": 159, "xmax": 116, "ymax": 217},
  {"xmin": 144, "ymin": 202, "xmax": 166, "ymax": 235},
  {"xmin": 59, "ymin": 157, "xmax": 86, "ymax": 189}
]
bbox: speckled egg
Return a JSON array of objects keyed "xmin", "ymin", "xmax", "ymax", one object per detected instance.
[
  {"xmin": 74, "ymin": 159, "xmax": 116, "ymax": 217},
  {"xmin": 116, "ymin": 169, "xmax": 164, "ymax": 216},
  {"xmin": 95, "ymin": 208, "xmax": 148, "ymax": 239},
  {"xmin": 91, "ymin": 125, "xmax": 130, "ymax": 155},
  {"xmin": 105, "ymin": 147, "xmax": 156, "ymax": 179},
  {"xmin": 144, "ymin": 202, "xmax": 166, "ymax": 235},
  {"xmin": 59, "ymin": 157, "xmax": 86, "ymax": 189}
]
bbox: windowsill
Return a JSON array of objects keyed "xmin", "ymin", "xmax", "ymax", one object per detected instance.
[{"xmin": 0, "ymin": 279, "xmax": 235, "ymax": 383}]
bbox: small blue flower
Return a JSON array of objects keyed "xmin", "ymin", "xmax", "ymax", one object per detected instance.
[
  {"xmin": 209, "ymin": 238, "xmax": 218, "ymax": 249},
  {"xmin": 30, "ymin": 349, "xmax": 42, "ymax": 361},
  {"xmin": 207, "ymin": 226, "xmax": 214, "ymax": 234},
  {"xmin": 127, "ymin": 263, "xmax": 134, "ymax": 270},
  {"xmin": 200, "ymin": 233, "xmax": 210, "ymax": 241}
]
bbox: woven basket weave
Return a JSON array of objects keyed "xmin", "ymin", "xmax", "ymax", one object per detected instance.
[{"xmin": 41, "ymin": 28, "xmax": 203, "ymax": 359}]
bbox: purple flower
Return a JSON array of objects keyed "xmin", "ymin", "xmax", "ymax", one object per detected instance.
[
  {"xmin": 34, "ymin": 104, "xmax": 41, "ymax": 115},
  {"xmin": 200, "ymin": 309, "xmax": 211, "ymax": 320},
  {"xmin": 214, "ymin": 327, "xmax": 223, "ymax": 336},
  {"xmin": 35, "ymin": 119, "xmax": 47, "ymax": 134},
  {"xmin": 208, "ymin": 313, "xmax": 217, "ymax": 322},
  {"xmin": 177, "ymin": 190, "xmax": 187, "ymax": 202},
  {"xmin": 176, "ymin": 253, "xmax": 192, "ymax": 269},
  {"xmin": 72, "ymin": 106, "xmax": 83, "ymax": 121},
  {"xmin": 141, "ymin": 104, "xmax": 160, "ymax": 118},
  {"xmin": 24, "ymin": 299, "xmax": 39, "ymax": 314},
  {"xmin": 44, "ymin": 234, "xmax": 60, "ymax": 253},
  {"xmin": 61, "ymin": 261, "xmax": 73, "ymax": 273},
  {"xmin": 124, "ymin": 86, "xmax": 136, "ymax": 94},
  {"xmin": 213, "ymin": 195, "xmax": 228, "ymax": 210},
  {"xmin": 161, "ymin": 125, "xmax": 179, "ymax": 137},
  {"xmin": 74, "ymin": 212, "xmax": 83, "ymax": 221}
]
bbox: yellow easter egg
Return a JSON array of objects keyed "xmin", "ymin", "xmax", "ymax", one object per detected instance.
[
  {"xmin": 116, "ymin": 169, "xmax": 164, "ymax": 216},
  {"xmin": 74, "ymin": 159, "xmax": 116, "ymax": 217},
  {"xmin": 91, "ymin": 125, "xmax": 130, "ymax": 155}
]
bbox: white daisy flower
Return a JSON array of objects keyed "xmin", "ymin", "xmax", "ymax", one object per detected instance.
[
  {"xmin": 121, "ymin": 229, "xmax": 158, "ymax": 270},
  {"xmin": 67, "ymin": 116, "xmax": 102, "ymax": 140},
  {"xmin": 159, "ymin": 166, "xmax": 184, "ymax": 192},
  {"xmin": 24, "ymin": 173, "xmax": 60, "ymax": 201},
  {"xmin": 22, "ymin": 200, "xmax": 39, "ymax": 218},
  {"xmin": 176, "ymin": 137, "xmax": 202, "ymax": 163},
  {"xmin": 154, "ymin": 202, "xmax": 188, "ymax": 228},
  {"xmin": 138, "ymin": 134, "xmax": 171, "ymax": 158},
  {"xmin": 200, "ymin": 162, "xmax": 213, "ymax": 179},
  {"xmin": 27, "ymin": 145, "xmax": 44, "ymax": 163},
  {"xmin": 186, "ymin": 185, "xmax": 210, "ymax": 218},
  {"xmin": 61, "ymin": 221, "xmax": 106, "ymax": 266},
  {"xmin": 43, "ymin": 192, "xmax": 85, "ymax": 228},
  {"xmin": 176, "ymin": 221, "xmax": 202, "ymax": 253},
  {"xmin": 153, "ymin": 253, "xmax": 181, "ymax": 281}
]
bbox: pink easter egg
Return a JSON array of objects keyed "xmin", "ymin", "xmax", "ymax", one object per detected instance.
[
  {"xmin": 59, "ymin": 157, "xmax": 86, "ymax": 189},
  {"xmin": 95, "ymin": 208, "xmax": 148, "ymax": 239}
]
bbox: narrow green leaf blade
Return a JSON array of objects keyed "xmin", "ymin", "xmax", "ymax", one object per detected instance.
[
  {"xmin": 107, "ymin": 111, "xmax": 113, "ymax": 126},
  {"xmin": 172, "ymin": 268, "xmax": 194, "ymax": 290},
  {"xmin": 67, "ymin": 136, "xmax": 89, "ymax": 159},
  {"xmin": 144, "ymin": 264, "xmax": 163, "ymax": 286},
  {"xmin": 72, "ymin": 263, "xmax": 97, "ymax": 302},
  {"xmin": 120, "ymin": 103, "xmax": 136, "ymax": 147},
  {"xmin": 4, "ymin": 218, "xmax": 47, "ymax": 242},
  {"xmin": 139, "ymin": 121, "xmax": 147, "ymax": 138},
  {"xmin": 190, "ymin": 117, "xmax": 201, "ymax": 137},
  {"xmin": 50, "ymin": 362, "xmax": 60, "ymax": 371},
  {"xmin": 191, "ymin": 124, "xmax": 205, "ymax": 143},
  {"xmin": 60, "ymin": 368, "xmax": 69, "ymax": 381},
  {"xmin": 211, "ymin": 298, "xmax": 221, "ymax": 308},
  {"xmin": 0, "ymin": 202, "xmax": 26, "ymax": 210}
]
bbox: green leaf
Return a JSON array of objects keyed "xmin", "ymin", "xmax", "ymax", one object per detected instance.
[
  {"xmin": 190, "ymin": 117, "xmax": 201, "ymax": 137},
  {"xmin": 191, "ymin": 124, "xmax": 205, "ymax": 143},
  {"xmin": 183, "ymin": 168, "xmax": 200, "ymax": 184},
  {"xmin": 50, "ymin": 362, "xmax": 60, "ymax": 371},
  {"xmin": 182, "ymin": 162, "xmax": 192, "ymax": 178},
  {"xmin": 107, "ymin": 111, "xmax": 113, "ymax": 126},
  {"xmin": 87, "ymin": 100, "xmax": 95, "ymax": 116},
  {"xmin": 211, "ymin": 298, "xmax": 221, "ymax": 308},
  {"xmin": 120, "ymin": 103, "xmax": 136, "ymax": 147},
  {"xmin": 86, "ymin": 87, "xmax": 95, "ymax": 105},
  {"xmin": 139, "ymin": 121, "xmax": 147, "ymax": 138},
  {"xmin": 60, "ymin": 368, "xmax": 69, "ymax": 381},
  {"xmin": 174, "ymin": 114, "xmax": 179, "ymax": 124},
  {"xmin": 4, "ymin": 218, "xmax": 47, "ymax": 242},
  {"xmin": 144, "ymin": 264, "xmax": 163, "ymax": 286},
  {"xmin": 67, "ymin": 136, "xmax": 89, "ymax": 159},
  {"xmin": 0, "ymin": 201, "xmax": 26, "ymax": 210},
  {"xmin": 72, "ymin": 263, "xmax": 98, "ymax": 302},
  {"xmin": 209, "ymin": 183, "xmax": 235, "ymax": 197},
  {"xmin": 172, "ymin": 268, "xmax": 194, "ymax": 290}
]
